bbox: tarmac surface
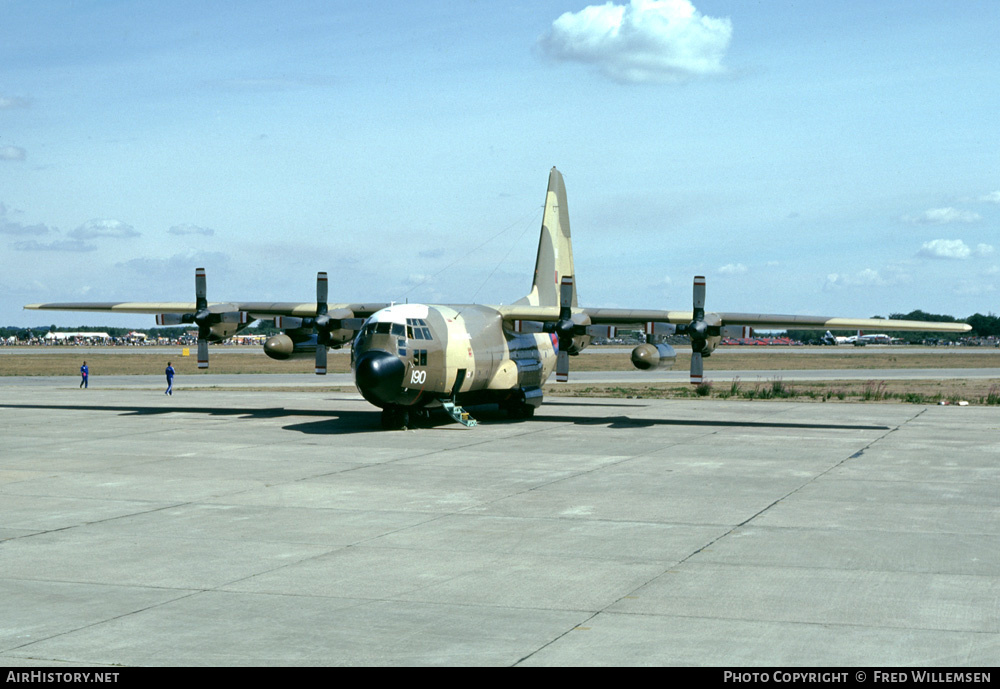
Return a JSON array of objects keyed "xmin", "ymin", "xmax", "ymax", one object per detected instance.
[
  {"xmin": 6, "ymin": 366, "xmax": 1000, "ymax": 390},
  {"xmin": 1, "ymin": 379, "xmax": 998, "ymax": 666}
]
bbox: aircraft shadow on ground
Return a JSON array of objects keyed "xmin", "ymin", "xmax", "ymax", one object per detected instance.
[{"xmin": 1, "ymin": 402, "xmax": 890, "ymax": 435}]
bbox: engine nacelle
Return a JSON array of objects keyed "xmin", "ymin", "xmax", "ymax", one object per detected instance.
[
  {"xmin": 565, "ymin": 312, "xmax": 592, "ymax": 355},
  {"xmin": 631, "ymin": 343, "xmax": 677, "ymax": 371},
  {"xmin": 157, "ymin": 310, "xmax": 249, "ymax": 342},
  {"xmin": 699, "ymin": 332, "xmax": 722, "ymax": 357}
]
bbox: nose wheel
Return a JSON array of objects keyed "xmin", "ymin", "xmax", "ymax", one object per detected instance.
[{"xmin": 380, "ymin": 406, "xmax": 410, "ymax": 431}]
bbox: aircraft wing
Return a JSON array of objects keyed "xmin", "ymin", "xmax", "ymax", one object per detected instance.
[
  {"xmin": 494, "ymin": 305, "xmax": 971, "ymax": 334},
  {"xmin": 494, "ymin": 301, "xmax": 969, "ymax": 386},
  {"xmin": 582, "ymin": 309, "xmax": 972, "ymax": 333},
  {"xmin": 23, "ymin": 301, "xmax": 389, "ymax": 319},
  {"xmin": 25, "ymin": 301, "xmax": 202, "ymax": 315},
  {"xmin": 25, "ymin": 267, "xmax": 390, "ymax": 372}
]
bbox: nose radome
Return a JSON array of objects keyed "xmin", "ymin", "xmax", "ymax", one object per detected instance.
[{"xmin": 355, "ymin": 350, "xmax": 406, "ymax": 407}]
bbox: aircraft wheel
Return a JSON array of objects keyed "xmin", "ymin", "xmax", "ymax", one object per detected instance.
[
  {"xmin": 506, "ymin": 403, "xmax": 535, "ymax": 419},
  {"xmin": 381, "ymin": 407, "xmax": 410, "ymax": 431}
]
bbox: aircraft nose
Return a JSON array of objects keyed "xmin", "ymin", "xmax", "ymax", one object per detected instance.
[{"xmin": 354, "ymin": 350, "xmax": 406, "ymax": 407}]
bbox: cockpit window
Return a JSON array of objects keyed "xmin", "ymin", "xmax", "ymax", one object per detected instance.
[
  {"xmin": 374, "ymin": 322, "xmax": 392, "ymax": 334},
  {"xmin": 406, "ymin": 318, "xmax": 433, "ymax": 341},
  {"xmin": 391, "ymin": 323, "xmax": 405, "ymax": 337}
]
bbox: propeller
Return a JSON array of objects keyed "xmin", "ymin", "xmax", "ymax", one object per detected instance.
[
  {"xmin": 675, "ymin": 275, "xmax": 720, "ymax": 384},
  {"xmin": 314, "ymin": 272, "xmax": 330, "ymax": 375},
  {"xmin": 544, "ymin": 276, "xmax": 583, "ymax": 382},
  {"xmin": 161, "ymin": 268, "xmax": 246, "ymax": 370},
  {"xmin": 193, "ymin": 268, "xmax": 211, "ymax": 369},
  {"xmin": 309, "ymin": 271, "xmax": 364, "ymax": 375}
]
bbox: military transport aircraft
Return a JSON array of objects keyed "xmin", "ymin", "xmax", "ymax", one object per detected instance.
[{"xmin": 26, "ymin": 168, "xmax": 971, "ymax": 429}]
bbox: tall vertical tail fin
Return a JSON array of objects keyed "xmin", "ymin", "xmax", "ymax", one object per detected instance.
[{"xmin": 518, "ymin": 167, "xmax": 577, "ymax": 307}]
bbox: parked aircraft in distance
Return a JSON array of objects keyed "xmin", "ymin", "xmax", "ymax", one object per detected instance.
[
  {"xmin": 26, "ymin": 168, "xmax": 971, "ymax": 429},
  {"xmin": 859, "ymin": 333, "xmax": 892, "ymax": 345},
  {"xmin": 822, "ymin": 330, "xmax": 893, "ymax": 346}
]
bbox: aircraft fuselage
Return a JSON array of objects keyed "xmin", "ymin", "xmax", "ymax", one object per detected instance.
[{"xmin": 351, "ymin": 303, "xmax": 558, "ymax": 415}]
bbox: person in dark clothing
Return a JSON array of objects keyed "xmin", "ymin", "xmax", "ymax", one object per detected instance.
[
  {"xmin": 80, "ymin": 361, "xmax": 88, "ymax": 389},
  {"xmin": 165, "ymin": 362, "xmax": 175, "ymax": 395}
]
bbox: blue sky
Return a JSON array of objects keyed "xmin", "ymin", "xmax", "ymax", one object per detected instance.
[{"xmin": 3, "ymin": 0, "xmax": 998, "ymax": 328}]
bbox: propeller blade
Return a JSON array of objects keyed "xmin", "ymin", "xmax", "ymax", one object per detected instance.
[
  {"xmin": 559, "ymin": 275, "xmax": 574, "ymax": 319},
  {"xmin": 218, "ymin": 310, "xmax": 248, "ymax": 324},
  {"xmin": 156, "ymin": 313, "xmax": 184, "ymax": 326},
  {"xmin": 197, "ymin": 338, "xmax": 209, "ymax": 370},
  {"xmin": 690, "ymin": 351, "xmax": 704, "ymax": 384},
  {"xmin": 274, "ymin": 316, "xmax": 303, "ymax": 330},
  {"xmin": 316, "ymin": 271, "xmax": 328, "ymax": 310},
  {"xmin": 195, "ymin": 268, "xmax": 208, "ymax": 311},
  {"xmin": 315, "ymin": 271, "xmax": 329, "ymax": 375},
  {"xmin": 693, "ymin": 275, "xmax": 705, "ymax": 312},
  {"xmin": 315, "ymin": 343, "xmax": 327, "ymax": 375},
  {"xmin": 556, "ymin": 349, "xmax": 569, "ymax": 383}
]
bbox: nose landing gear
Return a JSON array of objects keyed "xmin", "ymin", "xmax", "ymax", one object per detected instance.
[{"xmin": 380, "ymin": 406, "xmax": 410, "ymax": 431}]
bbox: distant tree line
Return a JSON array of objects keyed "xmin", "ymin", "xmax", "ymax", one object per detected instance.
[{"xmin": 1, "ymin": 321, "xmax": 282, "ymax": 341}]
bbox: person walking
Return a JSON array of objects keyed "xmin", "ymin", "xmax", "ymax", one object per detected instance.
[
  {"xmin": 80, "ymin": 361, "xmax": 88, "ymax": 389},
  {"xmin": 165, "ymin": 361, "xmax": 175, "ymax": 395}
]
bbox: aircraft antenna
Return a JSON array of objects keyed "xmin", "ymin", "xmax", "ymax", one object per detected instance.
[
  {"xmin": 395, "ymin": 203, "xmax": 541, "ymax": 305},
  {"xmin": 465, "ymin": 209, "xmax": 539, "ymax": 308}
]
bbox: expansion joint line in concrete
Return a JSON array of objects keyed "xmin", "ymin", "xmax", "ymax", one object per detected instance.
[
  {"xmin": 514, "ymin": 407, "xmax": 928, "ymax": 666},
  {"xmin": 1, "ymin": 501, "xmax": 191, "ymax": 543},
  {"xmin": 5, "ymin": 588, "xmax": 205, "ymax": 657}
]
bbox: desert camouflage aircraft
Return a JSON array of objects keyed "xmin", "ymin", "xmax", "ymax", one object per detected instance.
[{"xmin": 26, "ymin": 168, "xmax": 971, "ymax": 429}]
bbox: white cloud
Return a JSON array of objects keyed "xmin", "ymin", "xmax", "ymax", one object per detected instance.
[
  {"xmin": 718, "ymin": 262, "xmax": 747, "ymax": 275},
  {"xmin": 904, "ymin": 207, "xmax": 981, "ymax": 225},
  {"xmin": 650, "ymin": 275, "xmax": 672, "ymax": 291},
  {"xmin": 979, "ymin": 191, "xmax": 1000, "ymax": 204},
  {"xmin": 914, "ymin": 239, "xmax": 994, "ymax": 260},
  {"xmin": 0, "ymin": 203, "xmax": 52, "ymax": 236},
  {"xmin": 824, "ymin": 269, "xmax": 887, "ymax": 290},
  {"xmin": 918, "ymin": 239, "xmax": 971, "ymax": 259},
  {"xmin": 538, "ymin": 0, "xmax": 732, "ymax": 84},
  {"xmin": 117, "ymin": 251, "xmax": 231, "ymax": 282},
  {"xmin": 953, "ymin": 281, "xmax": 996, "ymax": 296},
  {"xmin": 0, "ymin": 146, "xmax": 26, "ymax": 161},
  {"xmin": 168, "ymin": 224, "xmax": 215, "ymax": 236},
  {"xmin": 13, "ymin": 239, "xmax": 96, "ymax": 252},
  {"xmin": 70, "ymin": 219, "xmax": 140, "ymax": 240},
  {"xmin": 0, "ymin": 96, "xmax": 29, "ymax": 109}
]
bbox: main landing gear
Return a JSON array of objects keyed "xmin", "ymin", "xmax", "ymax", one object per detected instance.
[{"xmin": 503, "ymin": 402, "xmax": 535, "ymax": 419}]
